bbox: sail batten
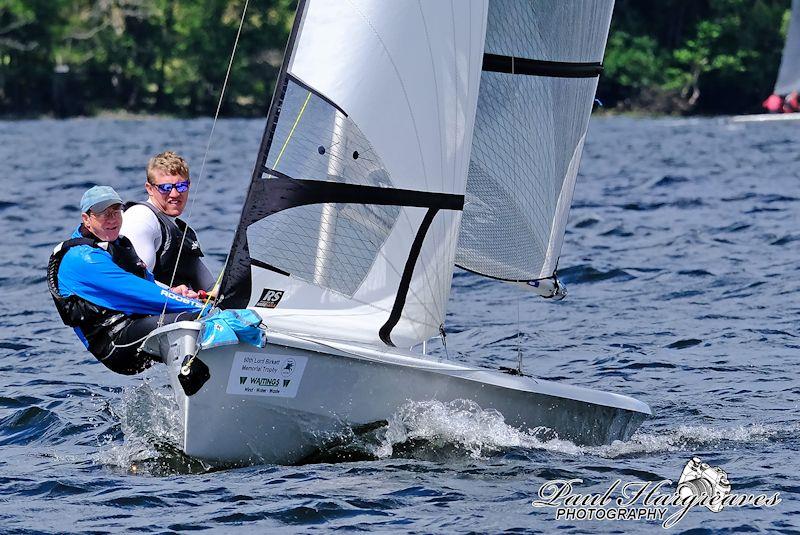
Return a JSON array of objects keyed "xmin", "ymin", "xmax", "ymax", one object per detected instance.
[{"xmin": 482, "ymin": 53, "xmax": 603, "ymax": 78}]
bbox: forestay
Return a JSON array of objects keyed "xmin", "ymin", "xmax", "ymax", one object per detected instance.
[
  {"xmin": 775, "ymin": 0, "xmax": 800, "ymax": 95},
  {"xmin": 220, "ymin": 0, "xmax": 487, "ymax": 348},
  {"xmin": 456, "ymin": 0, "xmax": 614, "ymax": 289}
]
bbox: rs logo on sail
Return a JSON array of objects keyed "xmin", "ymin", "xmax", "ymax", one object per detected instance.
[{"xmin": 256, "ymin": 289, "xmax": 284, "ymax": 308}]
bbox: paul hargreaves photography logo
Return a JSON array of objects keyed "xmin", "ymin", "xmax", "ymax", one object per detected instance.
[{"xmin": 531, "ymin": 457, "xmax": 781, "ymax": 528}]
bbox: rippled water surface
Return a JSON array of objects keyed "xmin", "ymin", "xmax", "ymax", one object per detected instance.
[{"xmin": 0, "ymin": 116, "xmax": 798, "ymax": 533}]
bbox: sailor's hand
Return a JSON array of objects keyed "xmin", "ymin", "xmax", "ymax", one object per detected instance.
[
  {"xmin": 198, "ymin": 289, "xmax": 216, "ymax": 301},
  {"xmin": 170, "ymin": 284, "xmax": 199, "ymax": 299},
  {"xmin": 199, "ymin": 284, "xmax": 219, "ymax": 301}
]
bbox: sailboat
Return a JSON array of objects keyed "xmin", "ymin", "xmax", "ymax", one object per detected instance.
[
  {"xmin": 144, "ymin": 0, "xmax": 651, "ymax": 465},
  {"xmin": 733, "ymin": 0, "xmax": 800, "ymax": 122}
]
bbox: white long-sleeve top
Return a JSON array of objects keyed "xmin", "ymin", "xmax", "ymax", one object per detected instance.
[{"xmin": 120, "ymin": 200, "xmax": 163, "ymax": 270}]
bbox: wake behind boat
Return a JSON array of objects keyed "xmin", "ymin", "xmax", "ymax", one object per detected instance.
[{"xmin": 142, "ymin": 0, "xmax": 651, "ymax": 465}]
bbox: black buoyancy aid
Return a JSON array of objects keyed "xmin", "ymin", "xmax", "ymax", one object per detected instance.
[
  {"xmin": 47, "ymin": 230, "xmax": 148, "ymax": 357},
  {"xmin": 124, "ymin": 201, "xmax": 204, "ymax": 288}
]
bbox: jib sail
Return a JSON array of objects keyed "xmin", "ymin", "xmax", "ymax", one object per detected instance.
[{"xmin": 456, "ymin": 0, "xmax": 614, "ymax": 296}]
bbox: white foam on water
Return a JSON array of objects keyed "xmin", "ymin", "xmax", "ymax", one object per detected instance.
[
  {"xmin": 371, "ymin": 399, "xmax": 794, "ymax": 461},
  {"xmin": 94, "ymin": 389, "xmax": 795, "ymax": 468},
  {"xmin": 372, "ymin": 399, "xmax": 583, "ymax": 459},
  {"xmin": 595, "ymin": 422, "xmax": 787, "ymax": 458},
  {"xmin": 95, "ymin": 378, "xmax": 183, "ymax": 471}
]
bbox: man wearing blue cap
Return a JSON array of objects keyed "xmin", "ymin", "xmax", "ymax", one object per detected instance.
[{"xmin": 47, "ymin": 185, "xmax": 207, "ymax": 374}]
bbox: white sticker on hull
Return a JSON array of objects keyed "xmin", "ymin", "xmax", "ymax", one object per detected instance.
[{"xmin": 226, "ymin": 351, "xmax": 308, "ymax": 398}]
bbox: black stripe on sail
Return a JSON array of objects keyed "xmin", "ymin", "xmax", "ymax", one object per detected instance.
[
  {"xmin": 379, "ymin": 207, "xmax": 439, "ymax": 347},
  {"xmin": 482, "ymin": 53, "xmax": 603, "ymax": 78},
  {"xmin": 260, "ymin": 169, "xmax": 464, "ymax": 211},
  {"xmin": 219, "ymin": 176, "xmax": 463, "ymax": 311},
  {"xmin": 250, "ymin": 259, "xmax": 290, "ymax": 277}
]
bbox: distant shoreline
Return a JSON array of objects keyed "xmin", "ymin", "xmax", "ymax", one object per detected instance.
[
  {"xmin": 0, "ymin": 107, "xmax": 768, "ymax": 121},
  {"xmin": 0, "ymin": 110, "xmax": 213, "ymax": 121}
]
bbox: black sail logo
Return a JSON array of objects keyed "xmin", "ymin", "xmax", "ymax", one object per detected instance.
[{"xmin": 256, "ymin": 289, "xmax": 284, "ymax": 308}]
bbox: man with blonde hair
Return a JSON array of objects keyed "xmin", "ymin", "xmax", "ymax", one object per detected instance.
[{"xmin": 121, "ymin": 151, "xmax": 214, "ymax": 296}]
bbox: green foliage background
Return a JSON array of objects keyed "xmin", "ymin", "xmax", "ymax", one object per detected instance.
[
  {"xmin": 0, "ymin": 0, "xmax": 792, "ymax": 117},
  {"xmin": 600, "ymin": 0, "xmax": 790, "ymax": 114}
]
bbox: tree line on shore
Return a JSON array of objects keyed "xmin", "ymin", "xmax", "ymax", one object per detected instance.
[{"xmin": 0, "ymin": 0, "xmax": 791, "ymax": 118}]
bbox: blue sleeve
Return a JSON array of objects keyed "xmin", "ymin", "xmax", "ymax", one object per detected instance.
[{"xmin": 58, "ymin": 246, "xmax": 205, "ymax": 316}]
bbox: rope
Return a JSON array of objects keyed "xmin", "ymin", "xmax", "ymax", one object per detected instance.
[
  {"xmin": 196, "ymin": 270, "xmax": 225, "ymax": 320},
  {"xmin": 272, "ymin": 90, "xmax": 312, "ymax": 169},
  {"xmin": 96, "ymin": 333, "xmax": 154, "ymax": 362},
  {"xmin": 158, "ymin": 0, "xmax": 250, "ymax": 325},
  {"xmin": 512, "ymin": 53, "xmax": 524, "ymax": 375}
]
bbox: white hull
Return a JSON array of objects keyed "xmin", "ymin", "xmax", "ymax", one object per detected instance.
[
  {"xmin": 730, "ymin": 113, "xmax": 800, "ymax": 123},
  {"xmin": 144, "ymin": 322, "xmax": 651, "ymax": 465}
]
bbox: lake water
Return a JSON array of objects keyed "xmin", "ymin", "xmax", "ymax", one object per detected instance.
[{"xmin": 0, "ymin": 116, "xmax": 798, "ymax": 533}]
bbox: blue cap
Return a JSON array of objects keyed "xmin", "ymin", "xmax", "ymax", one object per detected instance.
[{"xmin": 80, "ymin": 185, "xmax": 123, "ymax": 214}]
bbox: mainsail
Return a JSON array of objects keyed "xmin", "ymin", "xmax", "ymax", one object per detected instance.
[
  {"xmin": 775, "ymin": 0, "xmax": 800, "ymax": 95},
  {"xmin": 456, "ymin": 0, "xmax": 614, "ymax": 292},
  {"xmin": 220, "ymin": 1, "xmax": 487, "ymax": 348}
]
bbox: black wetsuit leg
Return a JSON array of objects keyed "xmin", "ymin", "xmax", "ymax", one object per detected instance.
[
  {"xmin": 188, "ymin": 256, "xmax": 215, "ymax": 292},
  {"xmin": 99, "ymin": 311, "xmax": 197, "ymax": 375}
]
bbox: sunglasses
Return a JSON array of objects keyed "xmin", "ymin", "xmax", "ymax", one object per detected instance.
[{"xmin": 151, "ymin": 180, "xmax": 190, "ymax": 194}]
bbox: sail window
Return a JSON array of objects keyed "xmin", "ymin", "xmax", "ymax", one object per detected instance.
[
  {"xmin": 246, "ymin": 202, "xmax": 399, "ymax": 297},
  {"xmin": 262, "ymin": 77, "xmax": 393, "ymax": 188},
  {"xmin": 457, "ymin": 72, "xmax": 598, "ymax": 281}
]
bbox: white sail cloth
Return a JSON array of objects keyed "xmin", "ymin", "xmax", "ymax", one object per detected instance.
[
  {"xmin": 224, "ymin": 0, "xmax": 615, "ymax": 348},
  {"xmin": 456, "ymin": 0, "xmax": 614, "ymax": 282},
  {"xmin": 235, "ymin": 1, "xmax": 487, "ymax": 347}
]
